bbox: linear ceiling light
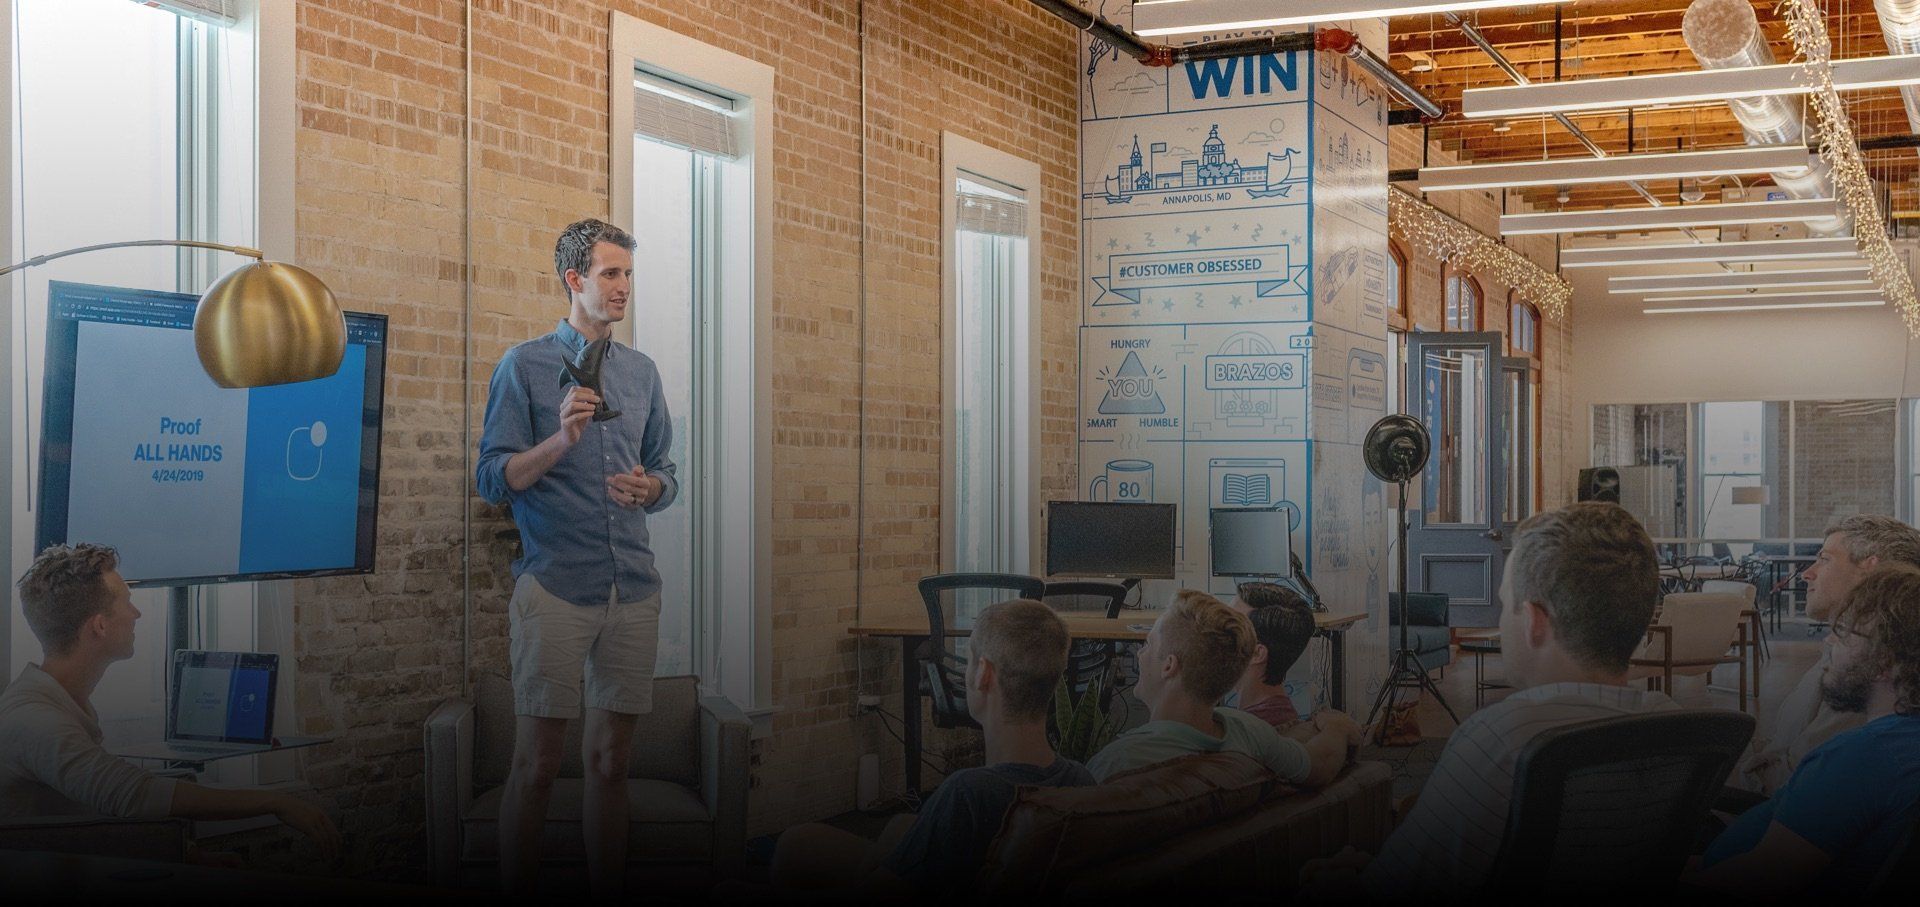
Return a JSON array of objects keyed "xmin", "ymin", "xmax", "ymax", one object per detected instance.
[
  {"xmin": 1500, "ymin": 198, "xmax": 1840, "ymax": 235},
  {"xmin": 1645, "ymin": 299, "xmax": 1886, "ymax": 314},
  {"xmin": 1608, "ymin": 267, "xmax": 1874, "ymax": 293},
  {"xmin": 1418, "ymin": 145, "xmax": 1815, "ymax": 192},
  {"xmin": 1462, "ymin": 53, "xmax": 1920, "ymax": 118},
  {"xmin": 1641, "ymin": 286, "xmax": 1888, "ymax": 302},
  {"xmin": 1560, "ymin": 236, "xmax": 1862, "ymax": 268},
  {"xmin": 1132, "ymin": 0, "xmax": 1572, "ymax": 36}
]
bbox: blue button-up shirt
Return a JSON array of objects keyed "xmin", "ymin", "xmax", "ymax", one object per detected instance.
[{"xmin": 476, "ymin": 320, "xmax": 679, "ymax": 606}]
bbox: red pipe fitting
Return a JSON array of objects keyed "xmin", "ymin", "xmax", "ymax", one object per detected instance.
[{"xmin": 1316, "ymin": 28, "xmax": 1358, "ymax": 55}]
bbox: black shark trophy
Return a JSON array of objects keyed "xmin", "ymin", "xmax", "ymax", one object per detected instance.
[{"xmin": 561, "ymin": 337, "xmax": 621, "ymax": 422}]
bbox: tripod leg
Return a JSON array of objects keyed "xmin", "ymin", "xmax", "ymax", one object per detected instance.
[
  {"xmin": 1363, "ymin": 666, "xmax": 1401, "ymax": 732},
  {"xmin": 1415, "ymin": 665, "xmax": 1460, "ymax": 726}
]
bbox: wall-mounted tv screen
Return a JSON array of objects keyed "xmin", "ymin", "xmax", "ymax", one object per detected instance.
[{"xmin": 35, "ymin": 281, "xmax": 387, "ymax": 585}]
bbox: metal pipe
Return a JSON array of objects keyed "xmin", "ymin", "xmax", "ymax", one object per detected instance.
[
  {"xmin": 462, "ymin": 0, "xmax": 473, "ymax": 696},
  {"xmin": 1027, "ymin": 0, "xmax": 1158, "ymax": 62},
  {"xmin": 1681, "ymin": 0, "xmax": 1848, "ymax": 235},
  {"xmin": 1873, "ymin": 0, "xmax": 1920, "ymax": 134},
  {"xmin": 1444, "ymin": 8, "xmax": 1701, "ymax": 241},
  {"xmin": 1316, "ymin": 29, "xmax": 1443, "ymax": 119},
  {"xmin": 1026, "ymin": 0, "xmax": 1444, "ymax": 120},
  {"xmin": 0, "ymin": 239, "xmax": 262, "ymax": 276}
]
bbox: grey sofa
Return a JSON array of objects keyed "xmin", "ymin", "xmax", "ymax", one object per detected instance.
[
  {"xmin": 423, "ymin": 673, "xmax": 750, "ymax": 886},
  {"xmin": 979, "ymin": 754, "xmax": 1393, "ymax": 896}
]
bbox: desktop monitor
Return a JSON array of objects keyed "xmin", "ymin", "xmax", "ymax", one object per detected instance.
[
  {"xmin": 1209, "ymin": 507, "xmax": 1294, "ymax": 579},
  {"xmin": 1046, "ymin": 501, "xmax": 1176, "ymax": 579}
]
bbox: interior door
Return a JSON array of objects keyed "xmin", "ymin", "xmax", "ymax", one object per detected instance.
[{"xmin": 1406, "ymin": 332, "xmax": 1506, "ymax": 627}]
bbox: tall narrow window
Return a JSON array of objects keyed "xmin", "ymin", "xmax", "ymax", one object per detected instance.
[
  {"xmin": 951, "ymin": 173, "xmax": 1028, "ymax": 574},
  {"xmin": 9, "ymin": 0, "xmax": 261, "ymax": 757},
  {"xmin": 941, "ymin": 135, "xmax": 1039, "ymax": 585},
  {"xmin": 1509, "ymin": 295, "xmax": 1541, "ymax": 360},
  {"xmin": 613, "ymin": 15, "xmax": 774, "ymax": 713},
  {"xmin": 1387, "ymin": 242, "xmax": 1408, "ymax": 331},
  {"xmin": 628, "ymin": 71, "xmax": 736, "ymax": 679},
  {"xmin": 1443, "ymin": 270, "xmax": 1481, "ymax": 331}
]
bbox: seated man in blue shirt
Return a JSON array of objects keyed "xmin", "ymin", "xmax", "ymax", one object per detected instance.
[
  {"xmin": 1692, "ymin": 563, "xmax": 1920, "ymax": 895},
  {"xmin": 1088, "ymin": 590, "xmax": 1360, "ymax": 786},
  {"xmin": 770, "ymin": 599, "xmax": 1093, "ymax": 896}
]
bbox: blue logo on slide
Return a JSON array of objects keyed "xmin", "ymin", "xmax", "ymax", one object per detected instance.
[{"xmin": 237, "ymin": 345, "xmax": 366, "ymax": 574}]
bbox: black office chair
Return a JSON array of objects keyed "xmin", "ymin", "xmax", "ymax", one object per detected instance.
[
  {"xmin": 1486, "ymin": 709, "xmax": 1756, "ymax": 895},
  {"xmin": 916, "ymin": 573, "xmax": 1046, "ymax": 730},
  {"xmin": 1041, "ymin": 581, "xmax": 1128, "ymax": 707}
]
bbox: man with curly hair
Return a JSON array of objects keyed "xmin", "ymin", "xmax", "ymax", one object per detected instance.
[{"xmin": 1694, "ymin": 563, "xmax": 1920, "ymax": 895}]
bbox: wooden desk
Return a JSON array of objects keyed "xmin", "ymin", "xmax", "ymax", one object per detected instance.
[{"xmin": 850, "ymin": 609, "xmax": 1368, "ymax": 795}]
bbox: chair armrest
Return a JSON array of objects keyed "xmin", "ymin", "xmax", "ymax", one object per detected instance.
[
  {"xmin": 423, "ymin": 697, "xmax": 474, "ymax": 882},
  {"xmin": 700, "ymin": 694, "xmax": 752, "ymax": 870},
  {"xmin": 1632, "ymin": 624, "xmax": 1673, "ymax": 663},
  {"xmin": 0, "ymin": 815, "xmax": 190, "ymax": 862}
]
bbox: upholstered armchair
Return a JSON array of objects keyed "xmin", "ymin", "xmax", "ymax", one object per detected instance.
[{"xmin": 423, "ymin": 673, "xmax": 750, "ymax": 886}]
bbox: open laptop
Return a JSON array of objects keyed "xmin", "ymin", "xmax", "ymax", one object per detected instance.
[{"xmin": 115, "ymin": 650, "xmax": 279, "ymax": 762}]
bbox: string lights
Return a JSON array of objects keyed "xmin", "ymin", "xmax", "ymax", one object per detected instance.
[
  {"xmin": 1388, "ymin": 186, "xmax": 1572, "ymax": 318},
  {"xmin": 1781, "ymin": 0, "xmax": 1920, "ymax": 333}
]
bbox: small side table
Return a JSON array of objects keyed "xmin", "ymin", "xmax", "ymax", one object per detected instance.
[{"xmin": 1460, "ymin": 636, "xmax": 1508, "ymax": 708}]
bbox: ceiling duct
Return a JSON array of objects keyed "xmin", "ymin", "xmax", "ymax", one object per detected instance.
[
  {"xmin": 1682, "ymin": 0, "xmax": 1849, "ymax": 235},
  {"xmin": 1876, "ymin": 0, "xmax": 1920, "ymax": 134}
]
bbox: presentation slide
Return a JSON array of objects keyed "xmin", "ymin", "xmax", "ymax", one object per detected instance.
[
  {"xmin": 174, "ymin": 662, "xmax": 237, "ymax": 739},
  {"xmin": 36, "ymin": 282, "xmax": 386, "ymax": 584}
]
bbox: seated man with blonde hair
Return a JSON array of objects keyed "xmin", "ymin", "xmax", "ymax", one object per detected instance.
[
  {"xmin": 769, "ymin": 599, "xmax": 1093, "ymax": 897},
  {"xmin": 1088, "ymin": 590, "xmax": 1360, "ymax": 786}
]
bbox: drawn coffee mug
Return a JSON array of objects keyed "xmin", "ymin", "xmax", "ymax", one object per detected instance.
[{"xmin": 1089, "ymin": 458, "xmax": 1154, "ymax": 502}]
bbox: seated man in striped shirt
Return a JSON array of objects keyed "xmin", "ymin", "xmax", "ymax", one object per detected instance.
[{"xmin": 1325, "ymin": 502, "xmax": 1677, "ymax": 897}]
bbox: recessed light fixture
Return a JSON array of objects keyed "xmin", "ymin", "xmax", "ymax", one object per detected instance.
[
  {"xmin": 1608, "ymin": 266, "xmax": 1875, "ymax": 294},
  {"xmin": 1641, "ymin": 286, "xmax": 1889, "ymax": 303},
  {"xmin": 1560, "ymin": 236, "xmax": 1862, "ymax": 268},
  {"xmin": 1491, "ymin": 119, "xmax": 1512, "ymax": 133},
  {"xmin": 1500, "ymin": 198, "xmax": 1841, "ymax": 235},
  {"xmin": 1644, "ymin": 299, "xmax": 1885, "ymax": 314},
  {"xmin": 1461, "ymin": 53, "xmax": 1920, "ymax": 118},
  {"xmin": 1133, "ymin": 0, "xmax": 1574, "ymax": 36},
  {"xmin": 1418, "ymin": 144, "xmax": 1813, "ymax": 193}
]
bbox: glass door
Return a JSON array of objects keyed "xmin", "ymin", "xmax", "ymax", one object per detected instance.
[{"xmin": 1406, "ymin": 332, "xmax": 1506, "ymax": 627}]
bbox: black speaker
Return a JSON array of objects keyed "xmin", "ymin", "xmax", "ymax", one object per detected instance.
[{"xmin": 1578, "ymin": 466, "xmax": 1622, "ymax": 503}]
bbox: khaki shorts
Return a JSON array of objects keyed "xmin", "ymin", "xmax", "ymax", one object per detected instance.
[{"xmin": 509, "ymin": 574, "xmax": 660, "ymax": 717}]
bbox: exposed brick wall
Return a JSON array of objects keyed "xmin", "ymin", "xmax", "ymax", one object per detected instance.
[
  {"xmin": 284, "ymin": 0, "xmax": 1081, "ymax": 876},
  {"xmin": 281, "ymin": 0, "xmax": 1581, "ymax": 880},
  {"xmin": 1792, "ymin": 400, "xmax": 1898, "ymax": 535},
  {"xmin": 1388, "ymin": 130, "xmax": 1574, "ymax": 510}
]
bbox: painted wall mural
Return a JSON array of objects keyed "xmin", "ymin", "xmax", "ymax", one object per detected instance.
[{"xmin": 1079, "ymin": 26, "xmax": 1391, "ymax": 710}]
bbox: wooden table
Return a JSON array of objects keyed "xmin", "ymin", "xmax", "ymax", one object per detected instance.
[{"xmin": 850, "ymin": 609, "xmax": 1368, "ymax": 794}]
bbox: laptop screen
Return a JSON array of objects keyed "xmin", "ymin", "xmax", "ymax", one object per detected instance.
[{"xmin": 170, "ymin": 651, "xmax": 278, "ymax": 745}]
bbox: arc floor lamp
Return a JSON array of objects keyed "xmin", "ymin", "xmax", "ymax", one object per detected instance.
[{"xmin": 0, "ymin": 239, "xmax": 346, "ymax": 388}]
